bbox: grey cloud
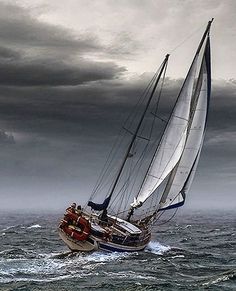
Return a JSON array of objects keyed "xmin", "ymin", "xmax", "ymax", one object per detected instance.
[
  {"xmin": 0, "ymin": 57, "xmax": 126, "ymax": 86},
  {"xmin": 0, "ymin": 46, "xmax": 20, "ymax": 60},
  {"xmin": 0, "ymin": 77, "xmax": 234, "ymax": 133},
  {"xmin": 0, "ymin": 3, "xmax": 101, "ymax": 52},
  {"xmin": 0, "ymin": 3, "xmax": 126, "ymax": 87}
]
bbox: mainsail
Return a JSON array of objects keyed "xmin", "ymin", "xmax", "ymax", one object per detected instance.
[
  {"xmin": 158, "ymin": 35, "xmax": 211, "ymax": 211},
  {"xmin": 131, "ymin": 26, "xmax": 212, "ymax": 210},
  {"xmin": 131, "ymin": 55, "xmax": 198, "ymax": 208}
]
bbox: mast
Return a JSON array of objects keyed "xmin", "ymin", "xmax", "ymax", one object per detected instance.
[
  {"xmin": 102, "ymin": 54, "xmax": 170, "ymax": 214},
  {"xmin": 196, "ymin": 18, "xmax": 214, "ymax": 55}
]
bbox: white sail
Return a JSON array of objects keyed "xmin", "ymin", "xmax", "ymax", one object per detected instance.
[
  {"xmin": 131, "ymin": 55, "xmax": 199, "ymax": 208},
  {"xmin": 159, "ymin": 37, "xmax": 210, "ymax": 210}
]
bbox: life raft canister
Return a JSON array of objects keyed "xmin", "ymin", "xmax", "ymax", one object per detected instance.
[{"xmin": 61, "ymin": 211, "xmax": 91, "ymax": 241}]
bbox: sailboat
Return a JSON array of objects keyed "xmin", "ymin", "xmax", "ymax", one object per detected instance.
[{"xmin": 58, "ymin": 19, "xmax": 213, "ymax": 252}]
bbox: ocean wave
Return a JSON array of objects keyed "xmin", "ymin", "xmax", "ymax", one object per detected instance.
[
  {"xmin": 0, "ymin": 211, "xmax": 235, "ymax": 289},
  {"xmin": 50, "ymin": 249, "xmax": 133, "ymax": 263},
  {"xmin": 1, "ymin": 225, "xmax": 18, "ymax": 232},
  {"xmin": 0, "ymin": 248, "xmax": 39, "ymax": 260},
  {"xmin": 201, "ymin": 269, "xmax": 236, "ymax": 287}
]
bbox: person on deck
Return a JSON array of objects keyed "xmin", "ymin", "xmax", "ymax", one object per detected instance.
[{"xmin": 66, "ymin": 202, "xmax": 76, "ymax": 213}]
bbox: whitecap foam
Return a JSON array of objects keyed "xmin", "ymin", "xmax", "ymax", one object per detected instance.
[
  {"xmin": 27, "ymin": 224, "xmax": 42, "ymax": 229},
  {"xmin": 145, "ymin": 241, "xmax": 170, "ymax": 255},
  {"xmin": 171, "ymin": 255, "xmax": 185, "ymax": 259},
  {"xmin": 1, "ymin": 226, "xmax": 16, "ymax": 232},
  {"xmin": 85, "ymin": 251, "xmax": 132, "ymax": 263},
  {"xmin": 202, "ymin": 269, "xmax": 236, "ymax": 287}
]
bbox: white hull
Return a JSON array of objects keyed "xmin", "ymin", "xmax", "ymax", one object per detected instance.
[
  {"xmin": 58, "ymin": 210, "xmax": 151, "ymax": 253},
  {"xmin": 59, "ymin": 228, "xmax": 150, "ymax": 252}
]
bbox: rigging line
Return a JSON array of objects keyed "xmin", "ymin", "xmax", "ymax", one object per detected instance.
[
  {"xmin": 130, "ymin": 59, "xmax": 169, "ymax": 199},
  {"xmin": 122, "ymin": 79, "xmax": 156, "ymax": 140},
  {"xmin": 114, "ymin": 135, "xmax": 154, "ymax": 211},
  {"xmin": 149, "ymin": 60, "xmax": 168, "ymax": 139},
  {"xmin": 164, "ymin": 184, "xmax": 186, "ymax": 208},
  {"xmin": 126, "ymin": 142, "xmax": 152, "ymax": 205},
  {"xmin": 154, "ymin": 207, "xmax": 179, "ymax": 226},
  {"xmin": 141, "ymin": 61, "xmax": 169, "ymax": 218},
  {"xmin": 138, "ymin": 61, "xmax": 168, "ymax": 140},
  {"xmin": 90, "ymin": 129, "xmax": 130, "ymax": 199},
  {"xmin": 105, "ymin": 55, "xmax": 170, "ymax": 212},
  {"xmin": 90, "ymin": 68, "xmax": 161, "ymax": 201},
  {"xmin": 153, "ymin": 190, "xmax": 184, "ymax": 224},
  {"xmin": 100, "ymin": 81, "xmax": 158, "ymax": 198},
  {"xmin": 108, "ymin": 140, "xmax": 152, "ymax": 210},
  {"xmin": 111, "ymin": 118, "xmax": 160, "ymax": 208},
  {"xmin": 123, "ymin": 68, "xmax": 160, "ymax": 130},
  {"xmin": 117, "ymin": 160, "xmax": 133, "ymax": 217},
  {"xmin": 169, "ymin": 23, "xmax": 206, "ymax": 54},
  {"xmin": 91, "ymin": 77, "xmax": 161, "ymax": 198},
  {"xmin": 126, "ymin": 105, "xmax": 161, "ymax": 201},
  {"xmin": 123, "ymin": 150, "xmax": 137, "ymax": 212},
  {"xmin": 95, "ymin": 166, "xmax": 121, "ymax": 196},
  {"xmin": 112, "ymin": 157, "xmax": 131, "ymax": 215},
  {"xmin": 97, "ymin": 134, "xmax": 145, "ymax": 202}
]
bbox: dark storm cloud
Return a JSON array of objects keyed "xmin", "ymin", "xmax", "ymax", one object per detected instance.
[
  {"xmin": 0, "ymin": 57, "xmax": 126, "ymax": 86},
  {"xmin": 0, "ymin": 76, "xmax": 234, "ymax": 137},
  {"xmin": 0, "ymin": 75, "xmax": 234, "ymax": 209},
  {"xmin": 207, "ymin": 79, "xmax": 236, "ymax": 132},
  {"xmin": 0, "ymin": 3, "xmax": 126, "ymax": 87},
  {"xmin": 0, "ymin": 46, "xmax": 20, "ymax": 60}
]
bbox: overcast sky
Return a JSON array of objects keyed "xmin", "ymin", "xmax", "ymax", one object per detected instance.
[{"xmin": 0, "ymin": 0, "xmax": 235, "ymax": 211}]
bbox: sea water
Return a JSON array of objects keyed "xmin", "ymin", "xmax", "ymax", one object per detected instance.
[{"xmin": 0, "ymin": 210, "xmax": 235, "ymax": 290}]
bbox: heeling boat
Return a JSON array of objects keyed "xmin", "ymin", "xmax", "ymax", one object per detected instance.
[{"xmin": 58, "ymin": 19, "xmax": 213, "ymax": 252}]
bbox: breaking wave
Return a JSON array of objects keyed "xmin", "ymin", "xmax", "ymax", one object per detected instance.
[
  {"xmin": 145, "ymin": 241, "xmax": 171, "ymax": 255},
  {"xmin": 27, "ymin": 224, "xmax": 42, "ymax": 229}
]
